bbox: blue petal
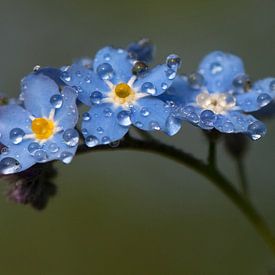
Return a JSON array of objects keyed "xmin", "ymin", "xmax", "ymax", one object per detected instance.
[
  {"xmin": 159, "ymin": 76, "xmax": 198, "ymax": 106},
  {"xmin": 61, "ymin": 63, "xmax": 109, "ymax": 106},
  {"xmin": 134, "ymin": 64, "xmax": 177, "ymax": 96},
  {"xmin": 35, "ymin": 67, "xmax": 66, "ymax": 87},
  {"xmin": 82, "ymin": 104, "xmax": 129, "ymax": 146},
  {"xmin": 22, "ymin": 74, "xmax": 59, "ymax": 117},
  {"xmin": 93, "ymin": 47, "xmax": 133, "ymax": 83},
  {"xmin": 198, "ymin": 51, "xmax": 245, "ymax": 93},
  {"xmin": 236, "ymin": 78, "xmax": 275, "ymax": 112},
  {"xmin": 54, "ymin": 86, "xmax": 79, "ymax": 130},
  {"xmin": 127, "ymin": 38, "xmax": 155, "ymax": 63},
  {"xmin": 0, "ymin": 143, "xmax": 36, "ymax": 173},
  {"xmin": 214, "ymin": 111, "xmax": 260, "ymax": 134},
  {"xmin": 130, "ymin": 97, "xmax": 172, "ymax": 133},
  {"xmin": 0, "ymin": 104, "xmax": 32, "ymax": 146}
]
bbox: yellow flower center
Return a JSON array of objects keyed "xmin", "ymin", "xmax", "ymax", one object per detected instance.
[
  {"xmin": 111, "ymin": 83, "xmax": 136, "ymax": 106},
  {"xmin": 114, "ymin": 83, "xmax": 132, "ymax": 98},
  {"xmin": 31, "ymin": 118, "xmax": 55, "ymax": 140}
]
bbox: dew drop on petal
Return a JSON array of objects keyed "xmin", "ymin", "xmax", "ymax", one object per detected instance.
[
  {"xmin": 222, "ymin": 122, "xmax": 235, "ymax": 133},
  {"xmin": 60, "ymin": 151, "xmax": 73, "ymax": 164},
  {"xmin": 188, "ymin": 72, "xmax": 205, "ymax": 88},
  {"xmin": 161, "ymin": 83, "xmax": 168, "ymax": 90},
  {"xmin": 96, "ymin": 63, "xmax": 114, "ymax": 80},
  {"xmin": 210, "ymin": 62, "xmax": 223, "ymax": 75},
  {"xmin": 0, "ymin": 157, "xmax": 21, "ymax": 174},
  {"xmin": 50, "ymin": 94, "xmax": 63, "ymax": 109},
  {"xmin": 10, "ymin": 128, "xmax": 25, "ymax": 145},
  {"xmin": 61, "ymin": 71, "xmax": 71, "ymax": 82},
  {"xmin": 82, "ymin": 112, "xmax": 91, "ymax": 121},
  {"xmin": 48, "ymin": 142, "xmax": 59, "ymax": 153},
  {"xmin": 247, "ymin": 121, "xmax": 267, "ymax": 140},
  {"xmin": 28, "ymin": 142, "xmax": 42, "ymax": 154},
  {"xmin": 166, "ymin": 69, "xmax": 176, "ymax": 80},
  {"xmin": 109, "ymin": 140, "xmax": 120, "ymax": 148},
  {"xmin": 166, "ymin": 54, "xmax": 182, "ymax": 70},
  {"xmin": 33, "ymin": 149, "xmax": 48, "ymax": 162},
  {"xmin": 103, "ymin": 108, "xmax": 113, "ymax": 118},
  {"xmin": 96, "ymin": 127, "xmax": 104, "ymax": 134},
  {"xmin": 149, "ymin": 121, "xmax": 161, "ymax": 130},
  {"xmin": 257, "ymin": 93, "xmax": 272, "ymax": 107},
  {"xmin": 200, "ymin": 110, "xmax": 216, "ymax": 125},
  {"xmin": 117, "ymin": 111, "xmax": 131, "ymax": 126},
  {"xmin": 63, "ymin": 128, "xmax": 79, "ymax": 147},
  {"xmin": 102, "ymin": 136, "xmax": 110, "ymax": 144},
  {"xmin": 140, "ymin": 107, "xmax": 150, "ymax": 117},
  {"xmin": 141, "ymin": 82, "xmax": 156, "ymax": 95},
  {"xmin": 90, "ymin": 91, "xmax": 103, "ymax": 105},
  {"xmin": 85, "ymin": 135, "xmax": 99, "ymax": 147},
  {"xmin": 269, "ymin": 80, "xmax": 275, "ymax": 92}
]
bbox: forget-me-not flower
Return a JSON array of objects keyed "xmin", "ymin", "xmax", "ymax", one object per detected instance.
[
  {"xmin": 163, "ymin": 51, "xmax": 275, "ymax": 140},
  {"xmin": 61, "ymin": 46, "xmax": 182, "ymax": 146},
  {"xmin": 0, "ymin": 74, "xmax": 79, "ymax": 174}
]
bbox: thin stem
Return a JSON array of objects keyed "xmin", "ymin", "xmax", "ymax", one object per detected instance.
[
  {"xmin": 76, "ymin": 137, "xmax": 275, "ymax": 255},
  {"xmin": 237, "ymin": 158, "xmax": 249, "ymax": 196}
]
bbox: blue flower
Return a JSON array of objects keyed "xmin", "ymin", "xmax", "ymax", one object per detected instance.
[
  {"xmin": 162, "ymin": 51, "xmax": 275, "ymax": 140},
  {"xmin": 61, "ymin": 46, "xmax": 182, "ymax": 146},
  {"xmin": 0, "ymin": 74, "xmax": 79, "ymax": 174}
]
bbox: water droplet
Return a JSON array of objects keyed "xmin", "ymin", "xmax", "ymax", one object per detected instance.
[
  {"xmin": 34, "ymin": 149, "xmax": 48, "ymax": 162},
  {"xmin": 102, "ymin": 136, "xmax": 110, "ymax": 144},
  {"xmin": 140, "ymin": 107, "xmax": 150, "ymax": 117},
  {"xmin": 200, "ymin": 110, "xmax": 216, "ymax": 125},
  {"xmin": 141, "ymin": 82, "xmax": 156, "ymax": 95},
  {"xmin": 257, "ymin": 93, "xmax": 272, "ymax": 107},
  {"xmin": 166, "ymin": 116, "xmax": 181, "ymax": 135},
  {"xmin": 82, "ymin": 112, "xmax": 91, "ymax": 121},
  {"xmin": 75, "ymin": 71, "xmax": 82, "ymax": 78},
  {"xmin": 188, "ymin": 72, "xmax": 205, "ymax": 88},
  {"xmin": 166, "ymin": 68, "xmax": 176, "ymax": 80},
  {"xmin": 60, "ymin": 151, "xmax": 73, "ymax": 164},
  {"xmin": 103, "ymin": 108, "xmax": 113, "ymax": 118},
  {"xmin": 28, "ymin": 142, "xmax": 42, "ymax": 154},
  {"xmin": 0, "ymin": 157, "xmax": 21, "ymax": 174},
  {"xmin": 104, "ymin": 53, "xmax": 111, "ymax": 61},
  {"xmin": 135, "ymin": 121, "xmax": 143, "ymax": 128},
  {"xmin": 63, "ymin": 129, "xmax": 79, "ymax": 147},
  {"xmin": 96, "ymin": 127, "xmax": 104, "ymax": 134},
  {"xmin": 132, "ymin": 61, "xmax": 148, "ymax": 75},
  {"xmin": 90, "ymin": 91, "xmax": 103, "ymax": 104},
  {"xmin": 149, "ymin": 121, "xmax": 160, "ymax": 130},
  {"xmin": 96, "ymin": 63, "xmax": 114, "ymax": 80},
  {"xmin": 166, "ymin": 54, "xmax": 182, "ymax": 70},
  {"xmin": 222, "ymin": 122, "xmax": 234, "ymax": 133},
  {"xmin": 50, "ymin": 94, "xmax": 63, "ymax": 109},
  {"xmin": 233, "ymin": 74, "xmax": 251, "ymax": 89},
  {"xmin": 10, "ymin": 128, "xmax": 25, "ymax": 144},
  {"xmin": 61, "ymin": 71, "xmax": 71, "ymax": 82},
  {"xmin": 210, "ymin": 62, "xmax": 223, "ymax": 75},
  {"xmin": 33, "ymin": 65, "xmax": 40, "ymax": 72},
  {"xmin": 161, "ymin": 83, "xmax": 168, "ymax": 90},
  {"xmin": 48, "ymin": 142, "xmax": 59, "ymax": 153},
  {"xmin": 247, "ymin": 121, "xmax": 266, "ymax": 140},
  {"xmin": 1, "ymin": 147, "xmax": 9, "ymax": 155},
  {"xmin": 85, "ymin": 135, "xmax": 99, "ymax": 147},
  {"xmin": 187, "ymin": 112, "xmax": 200, "ymax": 124},
  {"xmin": 117, "ymin": 111, "xmax": 131, "ymax": 126}
]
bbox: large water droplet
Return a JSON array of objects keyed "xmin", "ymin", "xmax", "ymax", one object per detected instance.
[
  {"xmin": 210, "ymin": 62, "xmax": 223, "ymax": 75},
  {"xmin": 247, "ymin": 121, "xmax": 266, "ymax": 140},
  {"xmin": 166, "ymin": 69, "xmax": 176, "ymax": 80},
  {"xmin": 48, "ymin": 142, "xmax": 59, "ymax": 153},
  {"xmin": 233, "ymin": 74, "xmax": 251, "ymax": 89},
  {"xmin": 97, "ymin": 63, "xmax": 114, "ymax": 80},
  {"xmin": 257, "ymin": 93, "xmax": 272, "ymax": 107},
  {"xmin": 85, "ymin": 135, "xmax": 99, "ymax": 147},
  {"xmin": 10, "ymin": 128, "xmax": 25, "ymax": 144},
  {"xmin": 63, "ymin": 128, "xmax": 79, "ymax": 147},
  {"xmin": 166, "ymin": 54, "xmax": 182, "ymax": 70},
  {"xmin": 166, "ymin": 116, "xmax": 181, "ymax": 135},
  {"xmin": 102, "ymin": 136, "xmax": 110, "ymax": 144},
  {"xmin": 188, "ymin": 72, "xmax": 205, "ymax": 88},
  {"xmin": 200, "ymin": 110, "xmax": 216, "ymax": 125},
  {"xmin": 90, "ymin": 91, "xmax": 103, "ymax": 105},
  {"xmin": 161, "ymin": 83, "xmax": 168, "ymax": 90},
  {"xmin": 60, "ymin": 151, "xmax": 73, "ymax": 164},
  {"xmin": 141, "ymin": 82, "xmax": 156, "ymax": 95},
  {"xmin": 132, "ymin": 61, "xmax": 148, "ymax": 75},
  {"xmin": 50, "ymin": 94, "xmax": 63, "ymax": 109},
  {"xmin": 28, "ymin": 142, "xmax": 42, "ymax": 154},
  {"xmin": 34, "ymin": 149, "xmax": 48, "ymax": 162},
  {"xmin": 222, "ymin": 122, "xmax": 234, "ymax": 133},
  {"xmin": 117, "ymin": 111, "xmax": 131, "ymax": 126},
  {"xmin": 0, "ymin": 157, "xmax": 21, "ymax": 174}
]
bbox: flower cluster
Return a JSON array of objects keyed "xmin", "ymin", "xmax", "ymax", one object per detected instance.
[{"xmin": 0, "ymin": 39, "xmax": 274, "ymax": 175}]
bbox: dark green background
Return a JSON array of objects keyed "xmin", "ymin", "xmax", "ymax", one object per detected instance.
[{"xmin": 0, "ymin": 0, "xmax": 275, "ymax": 274}]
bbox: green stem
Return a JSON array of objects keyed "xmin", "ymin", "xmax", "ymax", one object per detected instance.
[{"xmin": 77, "ymin": 136, "xmax": 275, "ymax": 255}]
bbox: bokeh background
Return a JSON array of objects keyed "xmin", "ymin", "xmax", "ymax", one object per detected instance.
[{"xmin": 0, "ymin": 0, "xmax": 275, "ymax": 274}]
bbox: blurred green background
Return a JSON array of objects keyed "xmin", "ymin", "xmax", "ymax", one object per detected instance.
[{"xmin": 0, "ymin": 0, "xmax": 275, "ymax": 274}]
